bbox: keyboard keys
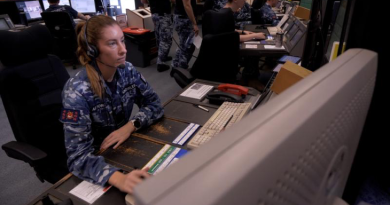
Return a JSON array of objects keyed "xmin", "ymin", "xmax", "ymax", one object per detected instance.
[{"xmin": 187, "ymin": 102, "xmax": 251, "ymax": 149}]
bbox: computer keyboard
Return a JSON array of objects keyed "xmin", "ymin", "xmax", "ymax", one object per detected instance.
[{"xmin": 187, "ymin": 102, "xmax": 252, "ymax": 149}]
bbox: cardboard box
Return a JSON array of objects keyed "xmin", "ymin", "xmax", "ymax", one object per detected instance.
[
  {"xmin": 294, "ymin": 6, "xmax": 311, "ymax": 20},
  {"xmin": 271, "ymin": 61, "xmax": 312, "ymax": 94}
]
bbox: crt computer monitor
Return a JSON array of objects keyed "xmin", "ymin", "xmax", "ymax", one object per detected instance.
[
  {"xmin": 134, "ymin": 48, "xmax": 377, "ymax": 205},
  {"xmin": 70, "ymin": 0, "xmax": 96, "ymax": 13},
  {"xmin": 15, "ymin": 1, "xmax": 43, "ymax": 21},
  {"xmin": 41, "ymin": 0, "xmax": 70, "ymax": 10}
]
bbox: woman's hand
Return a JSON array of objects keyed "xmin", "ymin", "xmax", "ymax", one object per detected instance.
[
  {"xmin": 100, "ymin": 122, "xmax": 136, "ymax": 150},
  {"xmin": 244, "ymin": 30, "xmax": 254, "ymax": 35},
  {"xmin": 255, "ymin": 32, "xmax": 266, "ymax": 40},
  {"xmin": 109, "ymin": 168, "xmax": 151, "ymax": 194}
]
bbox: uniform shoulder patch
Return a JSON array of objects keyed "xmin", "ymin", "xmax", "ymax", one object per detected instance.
[{"xmin": 60, "ymin": 108, "xmax": 81, "ymax": 123}]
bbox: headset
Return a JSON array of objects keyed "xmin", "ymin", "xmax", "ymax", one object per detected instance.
[{"xmin": 84, "ymin": 18, "xmax": 99, "ymax": 59}]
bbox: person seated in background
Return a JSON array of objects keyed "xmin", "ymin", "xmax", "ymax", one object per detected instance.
[
  {"xmin": 60, "ymin": 15, "xmax": 164, "ymax": 194},
  {"xmin": 259, "ymin": 0, "xmax": 280, "ymax": 26},
  {"xmin": 219, "ymin": 0, "xmax": 266, "ymax": 42},
  {"xmin": 204, "ymin": 0, "xmax": 252, "ymax": 28},
  {"xmin": 45, "ymin": 0, "xmax": 90, "ymax": 27}
]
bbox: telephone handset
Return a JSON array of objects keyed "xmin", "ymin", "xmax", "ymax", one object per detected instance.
[
  {"xmin": 217, "ymin": 84, "xmax": 248, "ymax": 97},
  {"xmin": 206, "ymin": 90, "xmax": 244, "ymax": 105}
]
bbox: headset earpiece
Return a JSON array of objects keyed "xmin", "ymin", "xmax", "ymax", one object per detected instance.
[
  {"xmin": 86, "ymin": 44, "xmax": 99, "ymax": 59},
  {"xmin": 84, "ymin": 17, "xmax": 99, "ymax": 59}
]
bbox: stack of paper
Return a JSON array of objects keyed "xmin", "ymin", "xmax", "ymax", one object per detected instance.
[{"xmin": 143, "ymin": 144, "xmax": 188, "ymax": 175}]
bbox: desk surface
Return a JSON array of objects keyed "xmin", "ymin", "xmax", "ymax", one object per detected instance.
[
  {"xmin": 27, "ymin": 79, "xmax": 260, "ymax": 205},
  {"xmin": 240, "ymin": 25, "xmax": 289, "ymax": 57}
]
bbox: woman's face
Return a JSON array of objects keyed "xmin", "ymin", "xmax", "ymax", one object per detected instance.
[{"xmin": 96, "ymin": 24, "xmax": 127, "ymax": 69}]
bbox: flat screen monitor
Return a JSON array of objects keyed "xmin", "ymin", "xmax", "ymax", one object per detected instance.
[
  {"xmin": 134, "ymin": 49, "xmax": 377, "ymax": 205},
  {"xmin": 15, "ymin": 1, "xmax": 43, "ymax": 21},
  {"xmin": 282, "ymin": 17, "xmax": 295, "ymax": 33},
  {"xmin": 285, "ymin": 23, "xmax": 299, "ymax": 39},
  {"xmin": 290, "ymin": 29, "xmax": 304, "ymax": 48},
  {"xmin": 70, "ymin": 0, "xmax": 96, "ymax": 13},
  {"xmin": 0, "ymin": 18, "xmax": 10, "ymax": 30},
  {"xmin": 0, "ymin": 14, "xmax": 14, "ymax": 30},
  {"xmin": 41, "ymin": 0, "xmax": 70, "ymax": 10}
]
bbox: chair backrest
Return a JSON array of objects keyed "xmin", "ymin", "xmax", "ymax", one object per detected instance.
[
  {"xmin": 252, "ymin": 0, "xmax": 267, "ymax": 10},
  {"xmin": 190, "ymin": 32, "xmax": 240, "ymax": 84},
  {"xmin": 41, "ymin": 12, "xmax": 78, "ymax": 61},
  {"xmin": 0, "ymin": 25, "xmax": 70, "ymax": 182},
  {"xmin": 202, "ymin": 9, "xmax": 235, "ymax": 37},
  {"xmin": 251, "ymin": 8, "xmax": 265, "ymax": 24}
]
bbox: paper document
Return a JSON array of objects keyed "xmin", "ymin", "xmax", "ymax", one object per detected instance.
[
  {"xmin": 173, "ymin": 123, "xmax": 200, "ymax": 145},
  {"xmin": 264, "ymin": 45, "xmax": 285, "ymax": 49},
  {"xmin": 245, "ymin": 45, "xmax": 258, "ymax": 49},
  {"xmin": 244, "ymin": 41, "xmax": 260, "ymax": 44},
  {"xmin": 193, "ymin": 35, "xmax": 202, "ymax": 49},
  {"xmin": 69, "ymin": 181, "xmax": 111, "ymax": 204},
  {"xmin": 180, "ymin": 83, "xmax": 213, "ymax": 99},
  {"xmin": 143, "ymin": 144, "xmax": 189, "ymax": 175}
]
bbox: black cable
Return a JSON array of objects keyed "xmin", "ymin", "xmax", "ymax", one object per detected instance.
[{"xmin": 172, "ymin": 36, "xmax": 198, "ymax": 59}]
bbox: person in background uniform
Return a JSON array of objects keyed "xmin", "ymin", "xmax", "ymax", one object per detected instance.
[
  {"xmin": 45, "ymin": 0, "xmax": 90, "ymax": 27},
  {"xmin": 172, "ymin": 0, "xmax": 198, "ymax": 69},
  {"xmin": 60, "ymin": 15, "xmax": 164, "ymax": 194},
  {"xmin": 205, "ymin": 0, "xmax": 251, "ymax": 28},
  {"xmin": 141, "ymin": 0, "xmax": 173, "ymax": 72},
  {"xmin": 260, "ymin": 0, "xmax": 280, "ymax": 26},
  {"xmin": 211, "ymin": 0, "xmax": 265, "ymax": 42}
]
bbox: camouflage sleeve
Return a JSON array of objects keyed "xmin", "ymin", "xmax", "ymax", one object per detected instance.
[
  {"xmin": 61, "ymin": 79, "xmax": 119, "ymax": 186},
  {"xmin": 128, "ymin": 64, "xmax": 164, "ymax": 128},
  {"xmin": 261, "ymin": 6, "xmax": 280, "ymax": 26},
  {"xmin": 235, "ymin": 3, "xmax": 251, "ymax": 21}
]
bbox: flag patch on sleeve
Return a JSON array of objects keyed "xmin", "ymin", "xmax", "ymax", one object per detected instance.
[{"xmin": 60, "ymin": 108, "xmax": 81, "ymax": 123}]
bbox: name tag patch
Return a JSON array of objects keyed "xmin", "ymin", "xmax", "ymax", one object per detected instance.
[{"xmin": 60, "ymin": 108, "xmax": 80, "ymax": 123}]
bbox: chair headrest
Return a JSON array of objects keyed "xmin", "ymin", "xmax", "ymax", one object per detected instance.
[{"xmin": 0, "ymin": 25, "xmax": 53, "ymax": 67}]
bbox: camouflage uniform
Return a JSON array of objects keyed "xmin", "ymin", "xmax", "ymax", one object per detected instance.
[
  {"xmin": 152, "ymin": 13, "xmax": 173, "ymax": 65},
  {"xmin": 172, "ymin": 15, "xmax": 195, "ymax": 69},
  {"xmin": 60, "ymin": 61, "xmax": 164, "ymax": 186},
  {"xmin": 260, "ymin": 3, "xmax": 280, "ymax": 26},
  {"xmin": 234, "ymin": 2, "xmax": 252, "ymax": 28},
  {"xmin": 212, "ymin": 0, "xmax": 251, "ymax": 27}
]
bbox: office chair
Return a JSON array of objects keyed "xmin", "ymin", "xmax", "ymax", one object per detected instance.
[
  {"xmin": 170, "ymin": 31, "xmax": 240, "ymax": 88},
  {"xmin": 251, "ymin": 8, "xmax": 266, "ymax": 25},
  {"xmin": 202, "ymin": 9, "xmax": 235, "ymax": 37},
  {"xmin": 0, "ymin": 25, "xmax": 70, "ymax": 184},
  {"xmin": 251, "ymin": 0, "xmax": 267, "ymax": 10},
  {"xmin": 41, "ymin": 12, "xmax": 78, "ymax": 69}
]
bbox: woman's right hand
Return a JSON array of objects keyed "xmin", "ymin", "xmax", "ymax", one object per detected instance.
[
  {"xmin": 109, "ymin": 168, "xmax": 151, "ymax": 194},
  {"xmin": 255, "ymin": 32, "xmax": 266, "ymax": 40}
]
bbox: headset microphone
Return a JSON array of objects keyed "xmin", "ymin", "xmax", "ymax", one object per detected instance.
[{"xmin": 96, "ymin": 59, "xmax": 125, "ymax": 69}]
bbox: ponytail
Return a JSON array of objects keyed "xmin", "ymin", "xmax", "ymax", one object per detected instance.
[{"xmin": 75, "ymin": 16, "xmax": 118, "ymax": 99}]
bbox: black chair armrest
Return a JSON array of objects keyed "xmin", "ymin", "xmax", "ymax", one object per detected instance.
[
  {"xmin": 2, "ymin": 141, "xmax": 47, "ymax": 165},
  {"xmin": 170, "ymin": 67, "xmax": 195, "ymax": 88}
]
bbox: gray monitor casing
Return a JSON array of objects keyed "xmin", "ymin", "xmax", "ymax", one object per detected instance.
[{"xmin": 135, "ymin": 49, "xmax": 377, "ymax": 205}]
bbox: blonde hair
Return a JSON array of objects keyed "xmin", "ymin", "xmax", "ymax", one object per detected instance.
[{"xmin": 75, "ymin": 16, "xmax": 119, "ymax": 99}]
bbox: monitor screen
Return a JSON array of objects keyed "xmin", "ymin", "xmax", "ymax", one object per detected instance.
[
  {"xmin": 16, "ymin": 1, "xmax": 43, "ymax": 21},
  {"xmin": 70, "ymin": 0, "xmax": 96, "ymax": 13},
  {"xmin": 41, "ymin": 0, "xmax": 70, "ymax": 10},
  {"xmin": 290, "ymin": 29, "xmax": 304, "ymax": 48},
  {"xmin": 0, "ymin": 18, "xmax": 10, "ymax": 30},
  {"xmin": 286, "ymin": 23, "xmax": 299, "ymax": 39},
  {"xmin": 134, "ymin": 49, "xmax": 377, "ymax": 205}
]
